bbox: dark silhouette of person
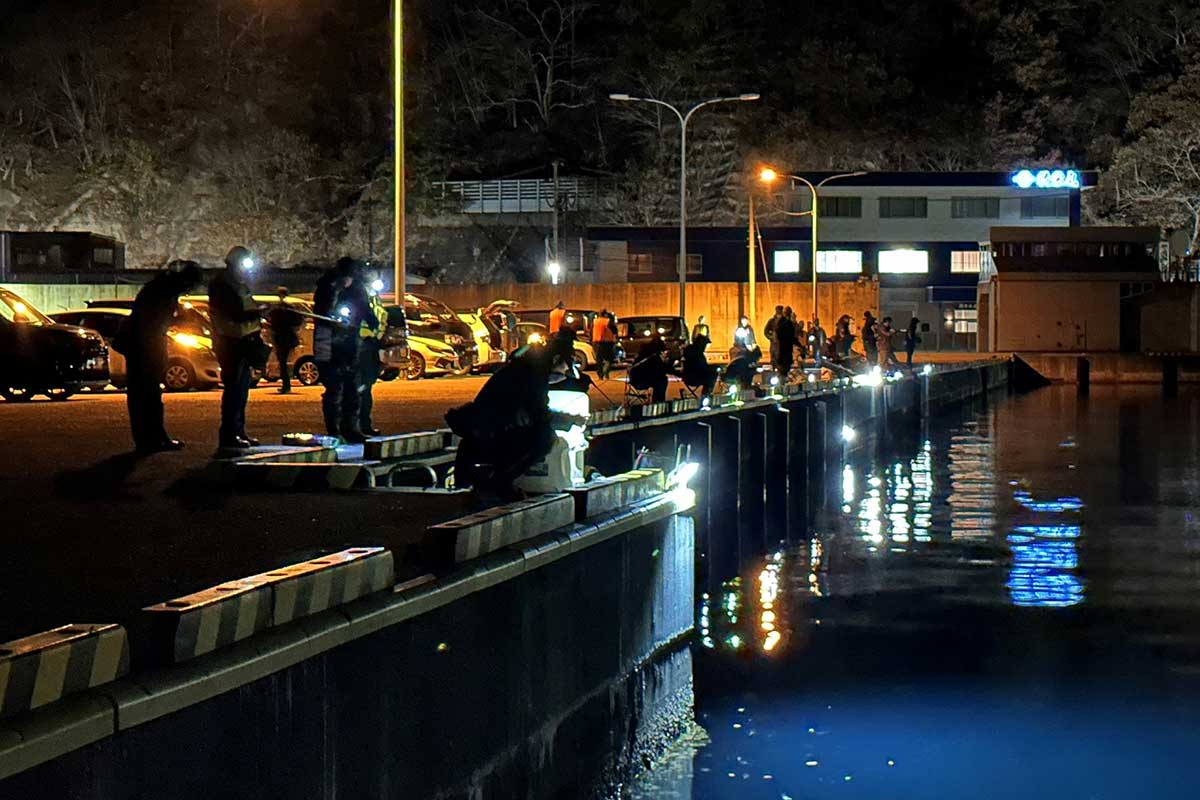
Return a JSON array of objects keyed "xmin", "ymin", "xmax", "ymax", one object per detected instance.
[
  {"xmin": 356, "ymin": 268, "xmax": 387, "ymax": 436},
  {"xmin": 861, "ymin": 311, "xmax": 878, "ymax": 365},
  {"xmin": 681, "ymin": 333, "xmax": 718, "ymax": 396},
  {"xmin": 775, "ymin": 309, "xmax": 796, "ymax": 377},
  {"xmin": 628, "ymin": 334, "xmax": 670, "ymax": 402},
  {"xmin": 906, "ymin": 316, "xmax": 921, "ymax": 368},
  {"xmin": 313, "ymin": 258, "xmax": 368, "ymax": 442},
  {"xmin": 725, "ymin": 343, "xmax": 761, "ymax": 387},
  {"xmin": 266, "ymin": 287, "xmax": 302, "ymax": 394},
  {"xmin": 447, "ymin": 333, "xmax": 574, "ymax": 500},
  {"xmin": 117, "ymin": 260, "xmax": 203, "ymax": 452},
  {"xmin": 592, "ymin": 308, "xmax": 617, "ymax": 380},
  {"xmin": 834, "ymin": 315, "xmax": 854, "ymax": 360},
  {"xmin": 765, "ymin": 305, "xmax": 783, "ymax": 369},
  {"xmin": 208, "ymin": 245, "xmax": 264, "ymax": 450}
]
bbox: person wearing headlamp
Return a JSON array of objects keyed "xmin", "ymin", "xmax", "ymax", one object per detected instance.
[
  {"xmin": 208, "ymin": 245, "xmax": 265, "ymax": 450},
  {"xmin": 356, "ymin": 267, "xmax": 389, "ymax": 436}
]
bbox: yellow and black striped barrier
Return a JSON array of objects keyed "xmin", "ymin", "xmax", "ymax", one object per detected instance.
[
  {"xmin": 232, "ymin": 445, "xmax": 338, "ymax": 465},
  {"xmin": 363, "ymin": 431, "xmax": 448, "ymax": 461},
  {"xmin": 231, "ymin": 462, "xmax": 373, "ymax": 491},
  {"xmin": 143, "ymin": 576, "xmax": 274, "ymax": 664},
  {"xmin": 671, "ymin": 397, "xmax": 702, "ymax": 414},
  {"xmin": 589, "ymin": 407, "xmax": 624, "ymax": 426},
  {"xmin": 566, "ymin": 469, "xmax": 666, "ymax": 521},
  {"xmin": 264, "ymin": 548, "xmax": 394, "ymax": 625},
  {"xmin": 425, "ymin": 494, "xmax": 576, "ymax": 565},
  {"xmin": 0, "ymin": 624, "xmax": 129, "ymax": 719}
]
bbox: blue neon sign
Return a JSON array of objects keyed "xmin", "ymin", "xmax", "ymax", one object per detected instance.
[{"xmin": 1010, "ymin": 169, "xmax": 1081, "ymax": 190}]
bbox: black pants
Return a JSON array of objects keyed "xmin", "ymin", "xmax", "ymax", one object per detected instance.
[
  {"xmin": 630, "ymin": 364, "xmax": 668, "ymax": 402},
  {"xmin": 777, "ymin": 340, "xmax": 795, "ymax": 375},
  {"xmin": 215, "ymin": 338, "xmax": 253, "ymax": 445},
  {"xmin": 864, "ymin": 342, "xmax": 878, "ymax": 365},
  {"xmin": 455, "ymin": 424, "xmax": 556, "ymax": 497},
  {"xmin": 126, "ymin": 355, "xmax": 167, "ymax": 450},
  {"xmin": 906, "ymin": 345, "xmax": 916, "ymax": 367},
  {"xmin": 320, "ymin": 361, "xmax": 360, "ymax": 437},
  {"xmin": 683, "ymin": 366, "xmax": 718, "ymax": 396},
  {"xmin": 276, "ymin": 344, "xmax": 295, "ymax": 392},
  {"xmin": 595, "ymin": 341, "xmax": 615, "ymax": 380},
  {"xmin": 358, "ymin": 339, "xmax": 381, "ymax": 430}
]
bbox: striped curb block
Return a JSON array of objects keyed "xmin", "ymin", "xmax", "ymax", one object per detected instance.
[
  {"xmin": 143, "ymin": 547, "xmax": 396, "ymax": 664},
  {"xmin": 671, "ymin": 397, "xmax": 702, "ymax": 414},
  {"xmin": 588, "ymin": 407, "xmax": 624, "ymax": 426},
  {"xmin": 233, "ymin": 446, "xmax": 338, "ymax": 465},
  {"xmin": 566, "ymin": 469, "xmax": 666, "ymax": 521},
  {"xmin": 363, "ymin": 431, "xmax": 448, "ymax": 461},
  {"xmin": 260, "ymin": 548, "xmax": 394, "ymax": 625},
  {"xmin": 231, "ymin": 462, "xmax": 374, "ymax": 490},
  {"xmin": 143, "ymin": 576, "xmax": 275, "ymax": 665},
  {"xmin": 641, "ymin": 401, "xmax": 671, "ymax": 418},
  {"xmin": 0, "ymin": 625, "xmax": 129, "ymax": 719},
  {"xmin": 424, "ymin": 494, "xmax": 577, "ymax": 564}
]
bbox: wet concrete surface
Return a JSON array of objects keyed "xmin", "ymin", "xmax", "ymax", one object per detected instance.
[
  {"xmin": 629, "ymin": 385, "xmax": 1200, "ymax": 799},
  {"xmin": 0, "ymin": 376, "xmax": 632, "ymax": 642}
]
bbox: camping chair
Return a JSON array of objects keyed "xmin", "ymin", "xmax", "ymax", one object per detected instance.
[{"xmin": 624, "ymin": 377, "xmax": 653, "ymax": 407}]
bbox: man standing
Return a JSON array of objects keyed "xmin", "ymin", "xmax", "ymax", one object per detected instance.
[
  {"xmin": 765, "ymin": 305, "xmax": 783, "ymax": 370},
  {"xmin": 313, "ymin": 258, "xmax": 367, "ymax": 443},
  {"xmin": 266, "ymin": 287, "xmax": 302, "ymax": 394},
  {"xmin": 119, "ymin": 260, "xmax": 203, "ymax": 452},
  {"xmin": 810, "ymin": 318, "xmax": 828, "ymax": 369},
  {"xmin": 592, "ymin": 308, "xmax": 617, "ymax": 380},
  {"xmin": 357, "ymin": 269, "xmax": 388, "ymax": 436},
  {"xmin": 905, "ymin": 316, "xmax": 921, "ymax": 368},
  {"xmin": 775, "ymin": 307, "xmax": 796, "ymax": 379},
  {"xmin": 862, "ymin": 311, "xmax": 878, "ymax": 366},
  {"xmin": 691, "ymin": 314, "xmax": 710, "ymax": 341},
  {"xmin": 209, "ymin": 246, "xmax": 264, "ymax": 450}
]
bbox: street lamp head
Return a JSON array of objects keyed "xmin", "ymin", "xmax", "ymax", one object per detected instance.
[
  {"xmin": 759, "ymin": 167, "xmax": 779, "ymax": 184},
  {"xmin": 739, "ymin": 93, "xmax": 761, "ymax": 101},
  {"xmin": 609, "ymin": 93, "xmax": 633, "ymax": 101}
]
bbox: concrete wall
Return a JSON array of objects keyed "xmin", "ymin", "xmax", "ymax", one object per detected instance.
[
  {"xmin": 422, "ymin": 280, "xmax": 879, "ymax": 351},
  {"xmin": 1139, "ymin": 284, "xmax": 1200, "ymax": 353},
  {"xmin": 992, "ymin": 277, "xmax": 1120, "ymax": 351},
  {"xmin": 0, "ymin": 283, "xmax": 139, "ymax": 314}
]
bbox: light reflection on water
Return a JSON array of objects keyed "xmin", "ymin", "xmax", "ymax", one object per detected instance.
[{"xmin": 627, "ymin": 386, "xmax": 1200, "ymax": 798}]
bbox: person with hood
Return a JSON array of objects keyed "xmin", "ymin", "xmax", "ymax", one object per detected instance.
[
  {"xmin": 313, "ymin": 257, "xmax": 368, "ymax": 442},
  {"xmin": 208, "ymin": 245, "xmax": 265, "ymax": 449},
  {"xmin": 765, "ymin": 305, "xmax": 784, "ymax": 369},
  {"xmin": 680, "ymin": 332, "xmax": 718, "ymax": 396},
  {"xmin": 118, "ymin": 260, "xmax": 204, "ymax": 452},
  {"xmin": 725, "ymin": 342, "xmax": 761, "ymax": 388},
  {"xmin": 447, "ymin": 331, "xmax": 576, "ymax": 499},
  {"xmin": 834, "ymin": 315, "xmax": 854, "ymax": 360},
  {"xmin": 734, "ymin": 316, "xmax": 758, "ymax": 349},
  {"xmin": 876, "ymin": 316, "xmax": 901, "ymax": 368}
]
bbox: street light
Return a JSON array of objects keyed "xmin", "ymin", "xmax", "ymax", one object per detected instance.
[
  {"xmin": 548, "ymin": 261, "xmax": 562, "ymax": 285},
  {"xmin": 758, "ymin": 167, "xmax": 867, "ymax": 323},
  {"xmin": 393, "ymin": 0, "xmax": 404, "ymax": 304},
  {"xmin": 609, "ymin": 92, "xmax": 760, "ymax": 328}
]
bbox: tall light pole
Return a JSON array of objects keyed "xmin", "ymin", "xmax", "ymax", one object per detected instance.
[
  {"xmin": 609, "ymin": 92, "xmax": 760, "ymax": 329},
  {"xmin": 392, "ymin": 0, "xmax": 405, "ymax": 304},
  {"xmin": 759, "ymin": 168, "xmax": 867, "ymax": 324}
]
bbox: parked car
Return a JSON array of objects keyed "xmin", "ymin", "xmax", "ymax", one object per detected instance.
[
  {"xmin": 87, "ymin": 298, "xmax": 214, "ymax": 338},
  {"xmin": 406, "ymin": 334, "xmax": 467, "ymax": 380},
  {"xmin": 0, "ymin": 288, "xmax": 109, "ymax": 401},
  {"xmin": 616, "ymin": 315, "xmax": 688, "ymax": 366},
  {"xmin": 387, "ymin": 296, "xmax": 475, "ymax": 376},
  {"xmin": 49, "ymin": 308, "xmax": 221, "ymax": 391},
  {"xmin": 519, "ymin": 307, "xmax": 602, "ymax": 368}
]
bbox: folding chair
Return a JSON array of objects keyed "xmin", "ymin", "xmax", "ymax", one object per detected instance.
[{"xmin": 624, "ymin": 379, "xmax": 653, "ymax": 407}]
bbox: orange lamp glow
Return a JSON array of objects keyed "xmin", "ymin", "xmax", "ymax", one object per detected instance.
[{"xmin": 759, "ymin": 167, "xmax": 779, "ymax": 183}]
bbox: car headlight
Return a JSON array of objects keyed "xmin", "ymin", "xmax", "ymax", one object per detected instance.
[
  {"xmin": 527, "ymin": 332, "xmax": 544, "ymax": 344},
  {"xmin": 169, "ymin": 332, "xmax": 203, "ymax": 349}
]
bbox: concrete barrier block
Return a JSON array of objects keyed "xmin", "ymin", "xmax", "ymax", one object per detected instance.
[
  {"xmin": 424, "ymin": 494, "xmax": 576, "ymax": 564},
  {"xmin": 0, "ymin": 624, "xmax": 129, "ymax": 719},
  {"xmin": 589, "ymin": 407, "xmax": 624, "ymax": 426},
  {"xmin": 641, "ymin": 401, "xmax": 671, "ymax": 419},
  {"xmin": 234, "ymin": 445, "xmax": 338, "ymax": 464},
  {"xmin": 0, "ymin": 693, "xmax": 115, "ymax": 781},
  {"xmin": 566, "ymin": 469, "xmax": 666, "ymax": 521},
  {"xmin": 261, "ymin": 547, "xmax": 394, "ymax": 626},
  {"xmin": 232, "ymin": 462, "xmax": 374, "ymax": 491},
  {"xmin": 671, "ymin": 397, "xmax": 701, "ymax": 414},
  {"xmin": 363, "ymin": 431, "xmax": 447, "ymax": 461},
  {"xmin": 143, "ymin": 577, "xmax": 274, "ymax": 664}
]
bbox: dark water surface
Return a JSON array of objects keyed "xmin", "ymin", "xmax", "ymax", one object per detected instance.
[{"xmin": 629, "ymin": 385, "xmax": 1200, "ymax": 799}]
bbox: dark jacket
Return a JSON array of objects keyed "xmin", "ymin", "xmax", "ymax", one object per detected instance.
[
  {"xmin": 208, "ymin": 270, "xmax": 261, "ymax": 340},
  {"xmin": 446, "ymin": 348, "xmax": 552, "ymax": 439},
  {"xmin": 681, "ymin": 336, "xmax": 711, "ymax": 384},
  {"xmin": 267, "ymin": 303, "xmax": 303, "ymax": 350},
  {"xmin": 775, "ymin": 316, "xmax": 796, "ymax": 347},
  {"xmin": 118, "ymin": 271, "xmax": 193, "ymax": 365}
]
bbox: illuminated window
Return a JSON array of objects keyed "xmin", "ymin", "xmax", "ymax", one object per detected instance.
[
  {"xmin": 953, "ymin": 307, "xmax": 977, "ymax": 334},
  {"xmin": 816, "ymin": 250, "xmax": 862, "ymax": 274},
  {"xmin": 879, "ymin": 197, "xmax": 927, "ymax": 218},
  {"xmin": 773, "ymin": 250, "xmax": 801, "ymax": 274},
  {"xmin": 951, "ymin": 197, "xmax": 1000, "ymax": 218},
  {"xmin": 951, "ymin": 251, "xmax": 982, "ymax": 273},
  {"xmin": 878, "ymin": 249, "xmax": 929, "ymax": 273}
]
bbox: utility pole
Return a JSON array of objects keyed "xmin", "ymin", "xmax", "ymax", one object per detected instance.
[
  {"xmin": 551, "ymin": 159, "xmax": 563, "ymax": 275},
  {"xmin": 392, "ymin": 0, "xmax": 405, "ymax": 303},
  {"xmin": 748, "ymin": 193, "xmax": 757, "ymax": 323}
]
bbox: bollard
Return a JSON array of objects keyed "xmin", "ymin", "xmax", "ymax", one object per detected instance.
[{"xmin": 1076, "ymin": 356, "xmax": 1090, "ymax": 395}]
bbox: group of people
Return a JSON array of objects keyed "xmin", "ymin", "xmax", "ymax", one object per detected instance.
[
  {"xmin": 855, "ymin": 311, "xmax": 922, "ymax": 368},
  {"xmin": 116, "ymin": 246, "xmax": 391, "ymax": 454}
]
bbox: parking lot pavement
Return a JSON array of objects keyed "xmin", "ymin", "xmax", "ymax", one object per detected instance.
[{"xmin": 0, "ymin": 373, "xmax": 634, "ymax": 642}]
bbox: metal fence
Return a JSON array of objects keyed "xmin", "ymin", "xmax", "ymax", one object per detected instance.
[{"xmin": 432, "ymin": 178, "xmax": 610, "ymax": 215}]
